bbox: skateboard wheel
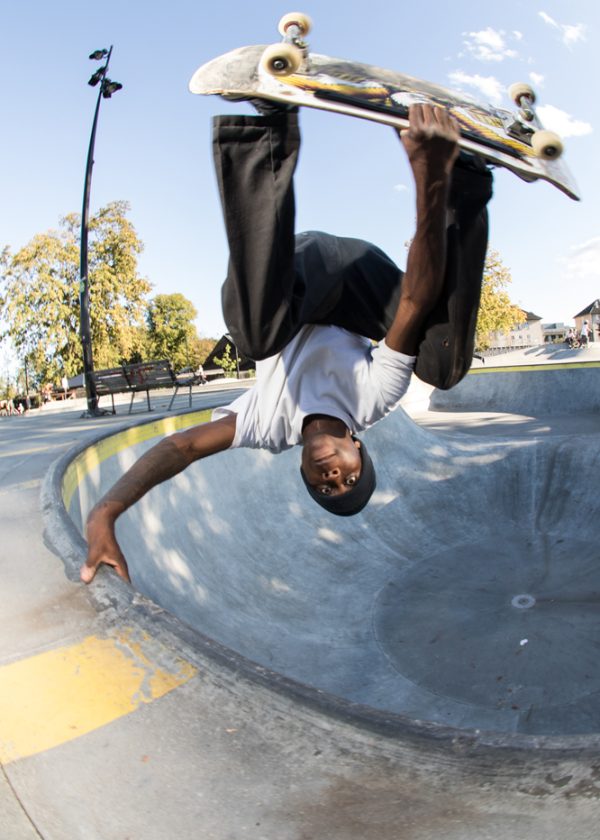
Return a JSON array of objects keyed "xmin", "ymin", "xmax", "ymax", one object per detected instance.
[
  {"xmin": 260, "ymin": 42, "xmax": 303, "ymax": 76},
  {"xmin": 531, "ymin": 129, "xmax": 563, "ymax": 160},
  {"xmin": 508, "ymin": 82, "xmax": 536, "ymax": 106},
  {"xmin": 278, "ymin": 12, "xmax": 312, "ymax": 37}
]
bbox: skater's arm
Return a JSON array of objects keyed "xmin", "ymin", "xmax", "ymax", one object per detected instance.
[
  {"xmin": 81, "ymin": 415, "xmax": 236, "ymax": 584},
  {"xmin": 385, "ymin": 105, "xmax": 459, "ymax": 356}
]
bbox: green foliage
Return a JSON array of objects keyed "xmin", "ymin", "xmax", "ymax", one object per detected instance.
[
  {"xmin": 144, "ymin": 295, "xmax": 219, "ymax": 372},
  {"xmin": 0, "ymin": 374, "xmax": 17, "ymax": 400},
  {"xmin": 475, "ymin": 249, "xmax": 525, "ymax": 351},
  {"xmin": 146, "ymin": 293, "xmax": 200, "ymax": 371},
  {"xmin": 0, "ymin": 201, "xmax": 151, "ymax": 384},
  {"xmin": 193, "ymin": 336, "xmax": 219, "ymax": 366},
  {"xmin": 213, "ymin": 342, "xmax": 238, "ymax": 377}
]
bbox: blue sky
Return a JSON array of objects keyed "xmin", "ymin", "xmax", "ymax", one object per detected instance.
[{"xmin": 1, "ymin": 0, "xmax": 597, "ymax": 359}]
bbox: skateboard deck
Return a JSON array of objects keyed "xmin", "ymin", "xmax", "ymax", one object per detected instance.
[{"xmin": 189, "ymin": 15, "xmax": 580, "ymax": 201}]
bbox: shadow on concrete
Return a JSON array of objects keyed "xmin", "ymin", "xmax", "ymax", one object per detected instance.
[{"xmin": 42, "ymin": 365, "xmax": 600, "ymax": 760}]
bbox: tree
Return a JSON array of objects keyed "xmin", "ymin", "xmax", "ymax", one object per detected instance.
[
  {"xmin": 194, "ymin": 336, "xmax": 219, "ymax": 365},
  {"xmin": 0, "ymin": 373, "xmax": 16, "ymax": 401},
  {"xmin": 213, "ymin": 342, "xmax": 239, "ymax": 378},
  {"xmin": 475, "ymin": 249, "xmax": 525, "ymax": 351},
  {"xmin": 0, "ymin": 201, "xmax": 151, "ymax": 385},
  {"xmin": 146, "ymin": 293, "xmax": 202, "ymax": 371}
]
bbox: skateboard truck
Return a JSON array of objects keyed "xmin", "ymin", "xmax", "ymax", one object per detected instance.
[
  {"xmin": 260, "ymin": 12, "xmax": 312, "ymax": 76},
  {"xmin": 507, "ymin": 82, "xmax": 564, "ymax": 160}
]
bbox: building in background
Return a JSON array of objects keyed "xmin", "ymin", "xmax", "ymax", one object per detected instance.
[
  {"xmin": 541, "ymin": 322, "xmax": 570, "ymax": 344},
  {"xmin": 484, "ymin": 299, "xmax": 600, "ymax": 353},
  {"xmin": 487, "ymin": 310, "xmax": 544, "ymax": 352},
  {"xmin": 574, "ymin": 299, "xmax": 600, "ymax": 342}
]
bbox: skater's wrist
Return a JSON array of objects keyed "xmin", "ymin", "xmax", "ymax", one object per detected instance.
[{"xmin": 88, "ymin": 499, "xmax": 124, "ymax": 528}]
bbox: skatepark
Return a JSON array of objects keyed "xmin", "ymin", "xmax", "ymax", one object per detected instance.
[{"xmin": 2, "ymin": 345, "xmax": 600, "ymax": 839}]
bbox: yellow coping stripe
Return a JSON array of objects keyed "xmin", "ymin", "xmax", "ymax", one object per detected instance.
[
  {"xmin": 62, "ymin": 409, "xmax": 211, "ymax": 511},
  {"xmin": 468, "ymin": 361, "xmax": 600, "ymax": 375},
  {"xmin": 0, "ymin": 629, "xmax": 197, "ymax": 764}
]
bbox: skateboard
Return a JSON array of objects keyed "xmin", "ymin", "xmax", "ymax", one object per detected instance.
[{"xmin": 190, "ymin": 12, "xmax": 580, "ymax": 201}]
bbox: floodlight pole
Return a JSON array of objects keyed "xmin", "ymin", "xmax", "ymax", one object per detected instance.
[{"xmin": 79, "ymin": 45, "xmax": 119, "ymax": 417}]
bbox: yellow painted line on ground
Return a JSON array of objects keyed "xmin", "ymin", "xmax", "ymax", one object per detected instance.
[
  {"xmin": 468, "ymin": 361, "xmax": 600, "ymax": 374},
  {"xmin": 0, "ymin": 629, "xmax": 197, "ymax": 764},
  {"xmin": 62, "ymin": 409, "xmax": 211, "ymax": 510}
]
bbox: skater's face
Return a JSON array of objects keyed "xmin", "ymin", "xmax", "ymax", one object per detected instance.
[{"xmin": 301, "ymin": 434, "xmax": 362, "ymax": 497}]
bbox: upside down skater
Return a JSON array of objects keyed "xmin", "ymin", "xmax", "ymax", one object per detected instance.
[{"xmin": 82, "ymin": 103, "xmax": 492, "ymax": 584}]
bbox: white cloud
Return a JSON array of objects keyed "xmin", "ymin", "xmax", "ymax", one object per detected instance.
[
  {"xmin": 563, "ymin": 24, "xmax": 587, "ymax": 47},
  {"xmin": 536, "ymin": 105, "xmax": 593, "ymax": 138},
  {"xmin": 462, "ymin": 27, "xmax": 518, "ymax": 62},
  {"xmin": 393, "ymin": 183, "xmax": 408, "ymax": 193},
  {"xmin": 539, "ymin": 11, "xmax": 558, "ymax": 28},
  {"xmin": 563, "ymin": 237, "xmax": 600, "ymax": 281},
  {"xmin": 538, "ymin": 12, "xmax": 587, "ymax": 47},
  {"xmin": 447, "ymin": 71, "xmax": 505, "ymax": 105},
  {"xmin": 529, "ymin": 72, "xmax": 544, "ymax": 88}
]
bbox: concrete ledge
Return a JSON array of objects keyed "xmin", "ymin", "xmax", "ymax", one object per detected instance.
[{"xmin": 431, "ymin": 365, "xmax": 600, "ymax": 415}]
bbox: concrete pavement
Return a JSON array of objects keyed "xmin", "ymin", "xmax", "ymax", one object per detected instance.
[{"xmin": 2, "ymin": 353, "xmax": 600, "ymax": 839}]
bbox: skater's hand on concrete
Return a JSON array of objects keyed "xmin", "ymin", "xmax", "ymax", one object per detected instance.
[
  {"xmin": 399, "ymin": 103, "xmax": 459, "ymax": 178},
  {"xmin": 82, "ymin": 504, "xmax": 131, "ymax": 584}
]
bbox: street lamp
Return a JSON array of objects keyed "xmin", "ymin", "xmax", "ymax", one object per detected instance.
[{"xmin": 79, "ymin": 46, "xmax": 123, "ymax": 417}]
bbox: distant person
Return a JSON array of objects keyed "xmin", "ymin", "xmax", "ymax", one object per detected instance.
[
  {"xmin": 194, "ymin": 364, "xmax": 208, "ymax": 385},
  {"xmin": 566, "ymin": 327, "xmax": 576, "ymax": 348},
  {"xmin": 82, "ymin": 103, "xmax": 492, "ymax": 584},
  {"xmin": 580, "ymin": 321, "xmax": 590, "ymax": 347}
]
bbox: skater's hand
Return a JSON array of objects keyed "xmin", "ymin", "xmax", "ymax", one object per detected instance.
[
  {"xmin": 399, "ymin": 103, "xmax": 460, "ymax": 178},
  {"xmin": 81, "ymin": 504, "xmax": 131, "ymax": 584}
]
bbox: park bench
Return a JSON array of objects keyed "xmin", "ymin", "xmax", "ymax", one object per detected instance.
[
  {"xmin": 90, "ymin": 360, "xmax": 206, "ymax": 414},
  {"xmin": 168, "ymin": 369, "xmax": 209, "ymax": 409},
  {"xmin": 89, "ymin": 367, "xmax": 132, "ymax": 414},
  {"xmin": 125, "ymin": 360, "xmax": 177, "ymax": 412}
]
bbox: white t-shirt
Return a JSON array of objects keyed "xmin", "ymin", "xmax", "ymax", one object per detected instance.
[{"xmin": 212, "ymin": 325, "xmax": 415, "ymax": 453}]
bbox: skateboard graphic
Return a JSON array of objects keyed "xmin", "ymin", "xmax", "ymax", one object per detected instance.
[{"xmin": 190, "ymin": 13, "xmax": 580, "ymax": 201}]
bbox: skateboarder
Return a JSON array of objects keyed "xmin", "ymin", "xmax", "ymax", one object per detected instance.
[{"xmin": 82, "ymin": 103, "xmax": 492, "ymax": 584}]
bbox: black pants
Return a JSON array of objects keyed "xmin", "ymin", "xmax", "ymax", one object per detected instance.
[{"xmin": 212, "ymin": 113, "xmax": 492, "ymax": 389}]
